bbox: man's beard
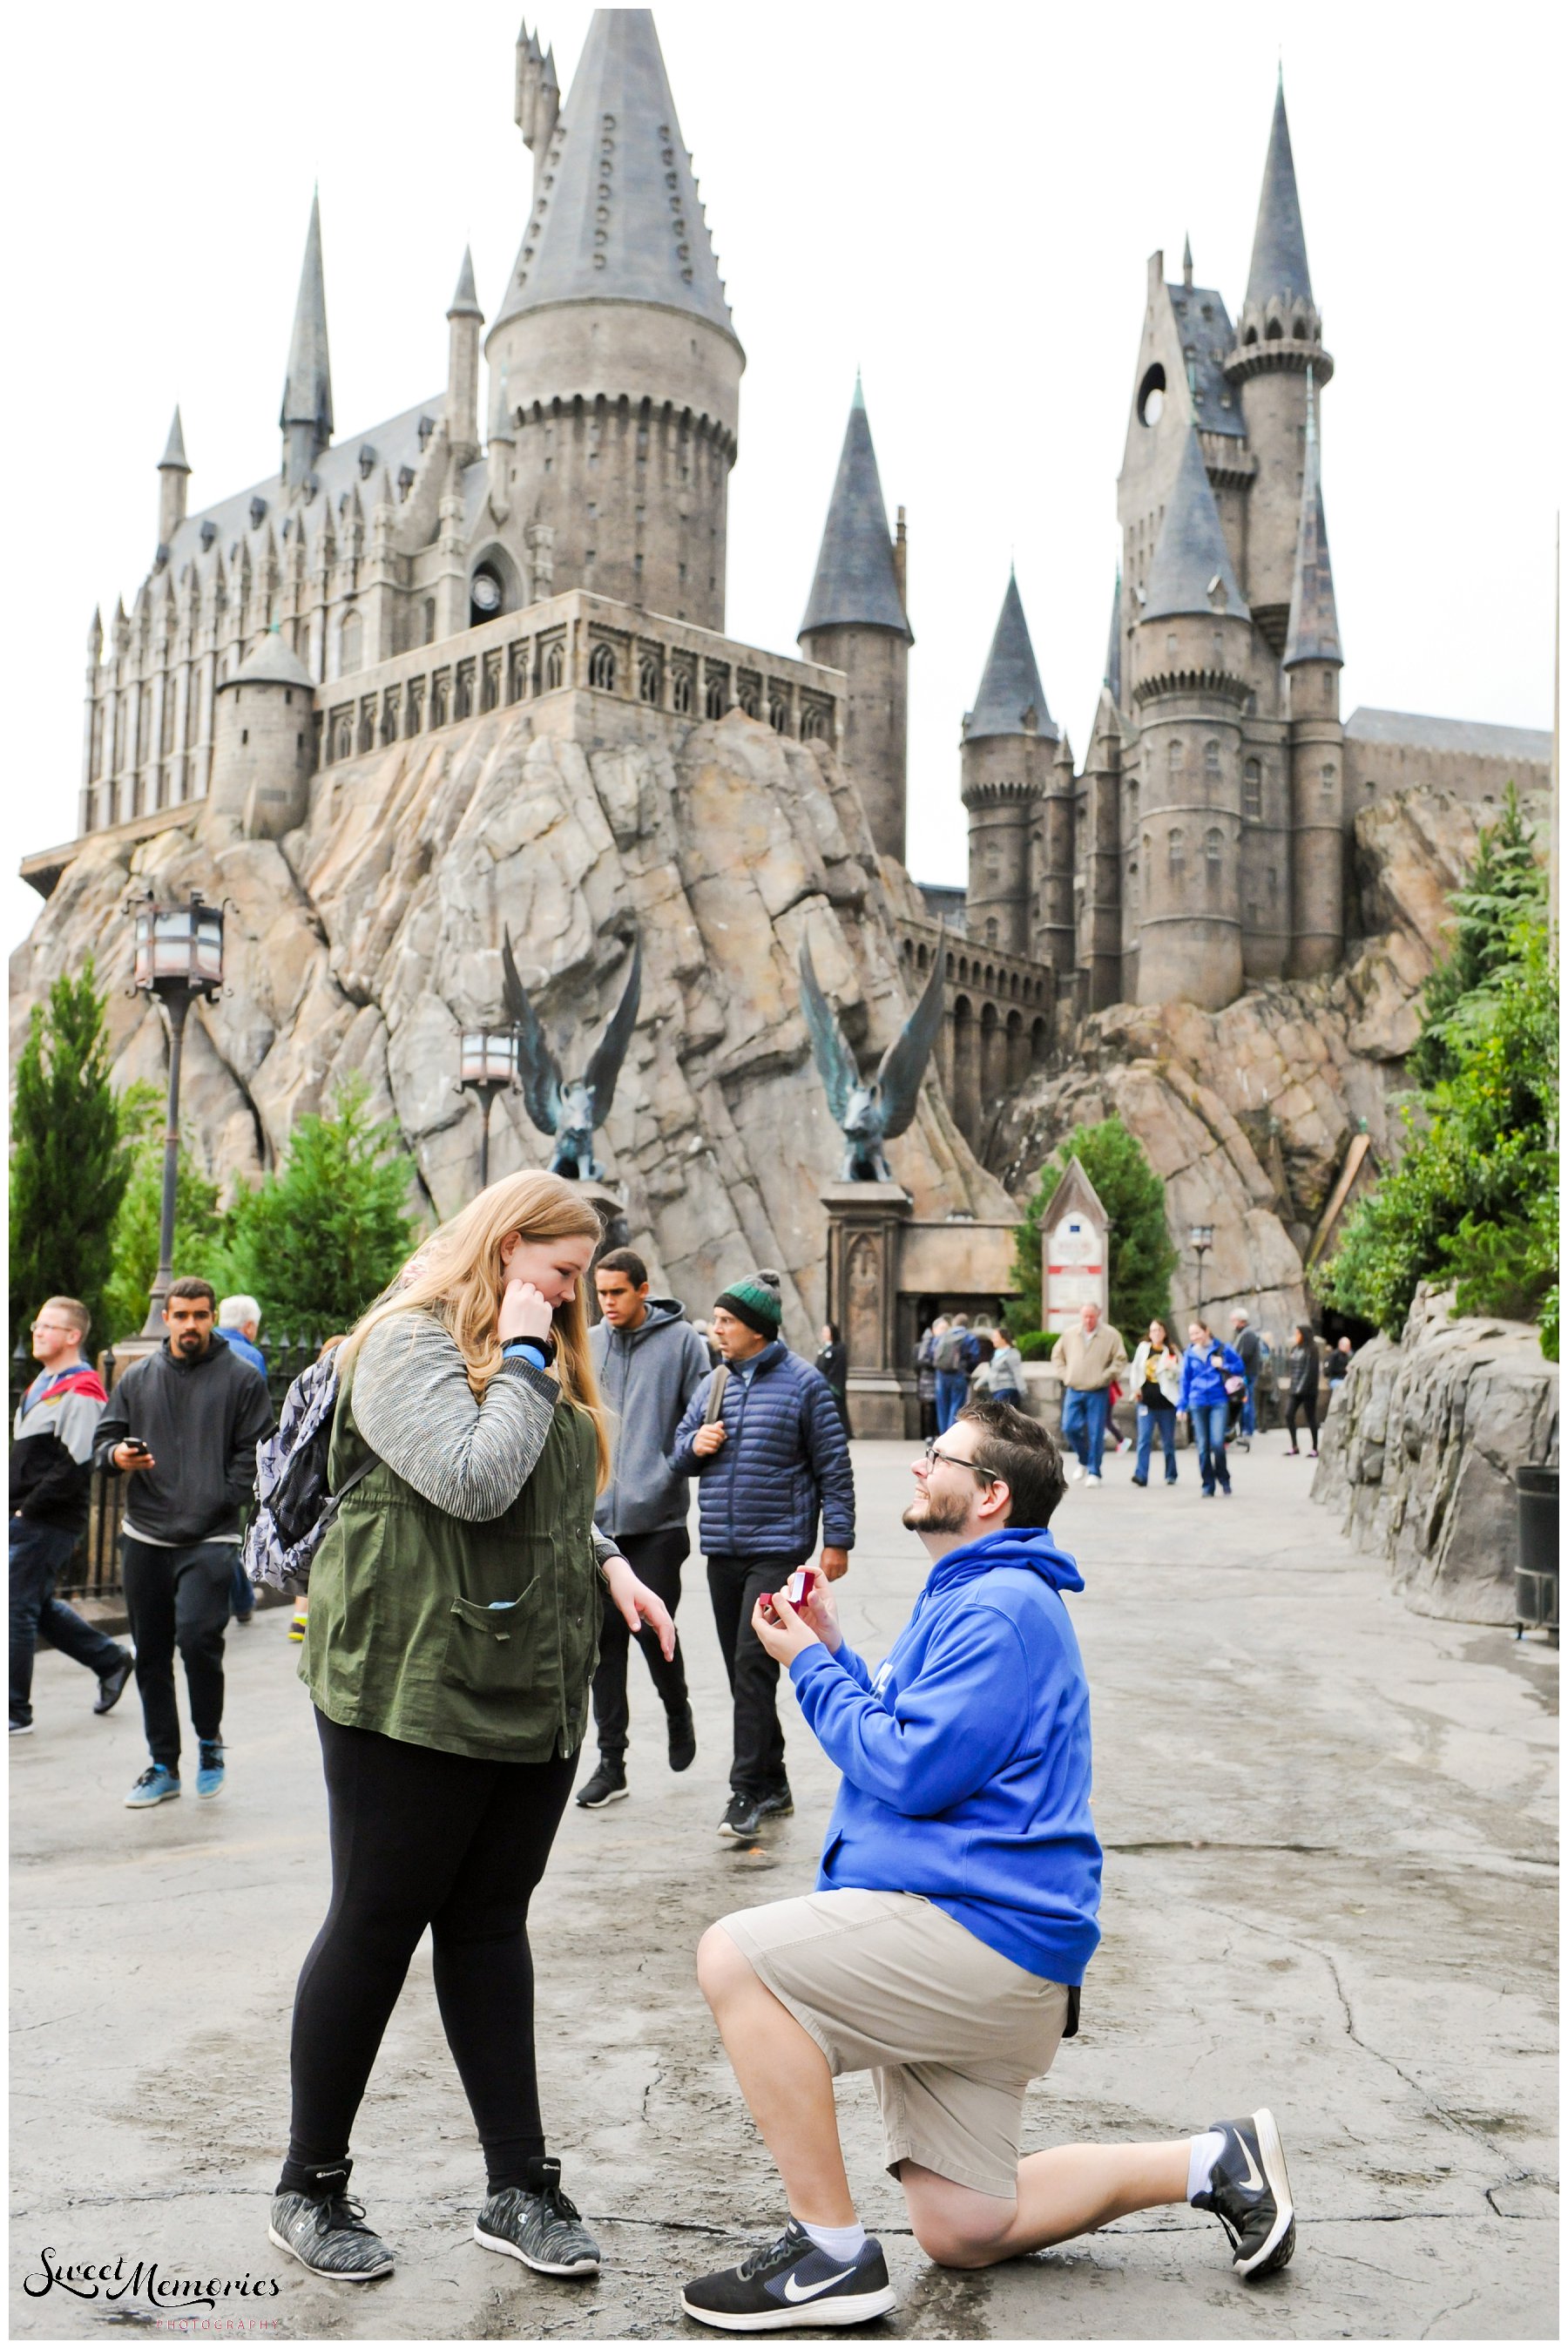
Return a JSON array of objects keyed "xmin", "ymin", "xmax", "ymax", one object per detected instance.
[
  {"xmin": 902, "ymin": 1486, "xmax": 972, "ymax": 1535},
  {"xmin": 177, "ymin": 1333, "xmax": 206, "ymax": 1354}
]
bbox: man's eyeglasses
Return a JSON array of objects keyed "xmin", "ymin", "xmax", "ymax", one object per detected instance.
[{"xmin": 922, "ymin": 1439, "xmax": 997, "ymax": 1485}]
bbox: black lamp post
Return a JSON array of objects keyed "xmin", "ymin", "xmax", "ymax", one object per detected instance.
[
  {"xmin": 457, "ymin": 1027, "xmax": 521, "ymax": 1188},
  {"xmin": 1189, "ymin": 1222, "xmax": 1215, "ymax": 1321},
  {"xmin": 128, "ymin": 889, "xmax": 225, "ymax": 1336}
]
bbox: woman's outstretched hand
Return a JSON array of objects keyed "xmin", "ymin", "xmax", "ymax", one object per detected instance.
[
  {"xmin": 604, "ymin": 1555, "xmax": 677, "ymax": 1661},
  {"xmin": 499, "ymin": 1278, "xmax": 554, "ymax": 1344}
]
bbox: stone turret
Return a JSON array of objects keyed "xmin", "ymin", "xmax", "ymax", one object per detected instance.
[
  {"xmin": 209, "ymin": 628, "xmax": 315, "ymax": 840},
  {"xmin": 1224, "ymin": 76, "xmax": 1334, "ymax": 644},
  {"xmin": 961, "ymin": 572, "xmax": 1054, "ymax": 957},
  {"xmin": 799, "ymin": 378, "xmax": 912, "ymax": 864},
  {"xmin": 1132, "ymin": 427, "xmax": 1253, "ymax": 1010},
  {"xmin": 485, "ymin": 8, "xmax": 742, "ymax": 628},
  {"xmin": 515, "ymin": 19, "xmax": 561, "ymax": 198},
  {"xmin": 446, "ymin": 247, "xmax": 483, "ymax": 466},
  {"xmin": 157, "ymin": 409, "xmax": 190, "ymax": 556},
  {"xmin": 280, "ymin": 192, "xmax": 333, "ymax": 495},
  {"xmin": 1283, "ymin": 370, "xmax": 1346, "ymax": 975}
]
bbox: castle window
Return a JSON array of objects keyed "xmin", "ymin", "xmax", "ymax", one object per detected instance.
[
  {"xmin": 985, "ymin": 918, "xmax": 998, "ymax": 946},
  {"xmin": 1322, "ymin": 671, "xmax": 1335, "ymax": 707},
  {"xmin": 339, "ymin": 609, "xmax": 362, "ymax": 675},
  {"xmin": 240, "ymin": 728, "xmax": 248, "ymax": 747},
  {"xmin": 1243, "ymin": 758, "xmax": 1262, "ymax": 819},
  {"xmin": 1267, "ymin": 865, "xmax": 1279, "ymax": 901},
  {"xmin": 706, "ymin": 675, "xmax": 727, "ymax": 720},
  {"xmin": 1167, "ymin": 739, "xmax": 1184, "ymax": 772},
  {"xmin": 1204, "ymin": 739, "xmax": 1220, "ymax": 774},
  {"xmin": 418, "ymin": 416, "xmax": 436, "ymax": 450},
  {"xmin": 544, "ymin": 641, "xmax": 565, "ymax": 690},
  {"xmin": 768, "ymin": 697, "xmax": 787, "ymax": 734},
  {"xmin": 588, "ymin": 643, "xmax": 616, "ymax": 691},
  {"xmin": 1137, "ymin": 363, "xmax": 1166, "ymax": 428},
  {"xmin": 672, "ymin": 667, "xmax": 693, "ymax": 714},
  {"xmin": 358, "ymin": 445, "xmax": 376, "ymax": 478},
  {"xmin": 1166, "ymin": 633, "xmax": 1178, "ymax": 655},
  {"xmin": 423, "ymin": 599, "xmax": 436, "ymax": 646},
  {"xmin": 639, "ymin": 655, "xmax": 660, "ymax": 705},
  {"xmin": 1321, "ymin": 762, "xmax": 1337, "ymax": 795},
  {"xmin": 1205, "ymin": 827, "xmax": 1223, "ymax": 870},
  {"xmin": 1167, "ymin": 829, "xmax": 1186, "ymax": 877},
  {"xmin": 397, "ymin": 465, "xmax": 415, "ymax": 501},
  {"xmin": 1293, "ymin": 316, "xmax": 1309, "ymax": 339},
  {"xmin": 1243, "ymin": 326, "xmax": 1258, "ymax": 347},
  {"xmin": 1264, "ymin": 318, "xmax": 1282, "ymax": 341}
]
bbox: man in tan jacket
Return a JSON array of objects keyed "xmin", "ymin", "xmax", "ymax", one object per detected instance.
[{"xmin": 1055, "ymin": 1302, "xmax": 1128, "ymax": 1485}]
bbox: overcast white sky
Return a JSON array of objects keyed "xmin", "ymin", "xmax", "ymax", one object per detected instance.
[{"xmin": 7, "ymin": 1, "xmax": 1563, "ymax": 965}]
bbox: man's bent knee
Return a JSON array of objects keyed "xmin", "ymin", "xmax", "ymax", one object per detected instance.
[
  {"xmin": 900, "ymin": 2163, "xmax": 1017, "ymax": 2271},
  {"xmin": 696, "ymin": 1922, "xmax": 756, "ymax": 2012}
]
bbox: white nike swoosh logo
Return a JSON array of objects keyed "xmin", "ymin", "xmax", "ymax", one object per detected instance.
[
  {"xmin": 1233, "ymin": 2135, "xmax": 1265, "ymax": 2194},
  {"xmin": 782, "ymin": 2266, "xmax": 856, "ymax": 2302}
]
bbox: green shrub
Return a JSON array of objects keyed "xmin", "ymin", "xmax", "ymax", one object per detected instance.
[
  {"xmin": 224, "ymin": 1077, "xmax": 419, "ymax": 1335},
  {"xmin": 1017, "ymin": 1329, "xmax": 1058, "ymax": 1362},
  {"xmin": 10, "ymin": 961, "xmax": 130, "ymax": 1348}
]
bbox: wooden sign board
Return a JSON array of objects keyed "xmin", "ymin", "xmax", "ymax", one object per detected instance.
[{"xmin": 1040, "ymin": 1158, "xmax": 1110, "ymax": 1335}]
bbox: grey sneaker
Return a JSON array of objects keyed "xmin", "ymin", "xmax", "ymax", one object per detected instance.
[
  {"xmin": 475, "ymin": 2159, "xmax": 600, "ymax": 2277},
  {"xmin": 268, "ymin": 2188, "xmax": 394, "ymax": 2280}
]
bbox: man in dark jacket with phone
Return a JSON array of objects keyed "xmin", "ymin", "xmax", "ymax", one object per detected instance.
[
  {"xmin": 672, "ymin": 1268, "xmax": 855, "ymax": 1842},
  {"xmin": 94, "ymin": 1277, "xmax": 274, "ymax": 1811}
]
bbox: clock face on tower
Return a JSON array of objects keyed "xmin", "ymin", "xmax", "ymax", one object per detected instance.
[{"xmin": 470, "ymin": 570, "xmax": 502, "ymax": 613}]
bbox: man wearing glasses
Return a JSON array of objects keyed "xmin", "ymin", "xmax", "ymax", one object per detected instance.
[
  {"xmin": 10, "ymin": 1298, "xmax": 133, "ymax": 1736},
  {"xmin": 680, "ymin": 1399, "xmax": 1294, "ymax": 2330}
]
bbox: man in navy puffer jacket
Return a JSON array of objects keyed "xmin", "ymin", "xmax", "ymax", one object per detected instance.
[
  {"xmin": 671, "ymin": 1268, "xmax": 854, "ymax": 1842},
  {"xmin": 680, "ymin": 1399, "xmax": 1296, "ymax": 2332}
]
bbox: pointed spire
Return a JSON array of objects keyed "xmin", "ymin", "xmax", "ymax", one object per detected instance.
[
  {"xmin": 159, "ymin": 406, "xmax": 191, "ymax": 473},
  {"xmin": 1182, "ymin": 233, "xmax": 1193, "ymax": 289},
  {"xmin": 799, "ymin": 384, "xmax": 911, "ymax": 640},
  {"xmin": 87, "ymin": 606, "xmax": 103, "ymax": 657},
  {"xmin": 1104, "ymin": 571, "xmax": 1123, "ymax": 703},
  {"xmin": 966, "ymin": 572, "xmax": 1057, "ymax": 741},
  {"xmin": 494, "ymin": 10, "xmax": 735, "ymax": 345},
  {"xmin": 1143, "ymin": 428, "xmax": 1249, "ymax": 621},
  {"xmin": 1244, "ymin": 76, "xmax": 1314, "ymax": 317},
  {"xmin": 280, "ymin": 190, "xmax": 334, "ymax": 487},
  {"xmin": 448, "ymin": 245, "xmax": 483, "ymax": 320},
  {"xmin": 1283, "ymin": 370, "xmax": 1342, "ymax": 667}
]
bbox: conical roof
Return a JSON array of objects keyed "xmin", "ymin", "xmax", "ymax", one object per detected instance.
[
  {"xmin": 222, "ymin": 627, "xmax": 314, "ymax": 693},
  {"xmin": 966, "ymin": 572, "xmax": 1056, "ymax": 740},
  {"xmin": 448, "ymin": 245, "xmax": 483, "ymax": 320},
  {"xmin": 1143, "ymin": 428, "xmax": 1249, "ymax": 622},
  {"xmin": 799, "ymin": 381, "xmax": 911, "ymax": 640},
  {"xmin": 492, "ymin": 10, "xmax": 735, "ymax": 345},
  {"xmin": 1283, "ymin": 373, "xmax": 1342, "ymax": 667},
  {"xmin": 280, "ymin": 191, "xmax": 333, "ymax": 439},
  {"xmin": 1245, "ymin": 75, "xmax": 1314, "ymax": 316},
  {"xmin": 1104, "ymin": 571, "xmax": 1122, "ymax": 702},
  {"xmin": 159, "ymin": 406, "xmax": 191, "ymax": 472}
]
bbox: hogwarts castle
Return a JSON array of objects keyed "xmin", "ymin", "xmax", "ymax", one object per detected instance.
[{"xmin": 24, "ymin": 12, "xmax": 1551, "ymax": 1179}]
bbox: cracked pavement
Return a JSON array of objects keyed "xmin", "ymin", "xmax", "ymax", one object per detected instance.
[{"xmin": 10, "ymin": 1441, "xmax": 1558, "ymax": 2339}]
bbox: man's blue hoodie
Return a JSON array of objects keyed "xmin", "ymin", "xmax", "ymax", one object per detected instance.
[{"xmin": 788, "ymin": 1526, "xmax": 1102, "ymax": 1985}]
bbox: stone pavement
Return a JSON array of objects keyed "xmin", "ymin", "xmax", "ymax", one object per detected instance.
[{"xmin": 10, "ymin": 1441, "xmax": 1558, "ymax": 2340}]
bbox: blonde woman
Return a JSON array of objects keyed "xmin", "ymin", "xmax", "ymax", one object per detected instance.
[{"xmin": 268, "ymin": 1174, "xmax": 674, "ymax": 2287}]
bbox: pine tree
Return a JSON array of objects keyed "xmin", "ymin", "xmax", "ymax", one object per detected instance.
[
  {"xmin": 224, "ymin": 1078, "xmax": 418, "ymax": 1335},
  {"xmin": 9, "ymin": 961, "xmax": 129, "ymax": 1350},
  {"xmin": 102, "ymin": 1082, "xmax": 228, "ymax": 1341},
  {"xmin": 1012, "ymin": 1117, "xmax": 1178, "ymax": 1337},
  {"xmin": 1409, "ymin": 784, "xmax": 1546, "ymax": 1087}
]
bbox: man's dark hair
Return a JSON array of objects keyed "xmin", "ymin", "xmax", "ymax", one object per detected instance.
[
  {"xmin": 166, "ymin": 1277, "xmax": 217, "ymax": 1310},
  {"xmin": 957, "ymin": 1399, "xmax": 1065, "ymax": 1529},
  {"xmin": 596, "ymin": 1248, "xmax": 648, "ymax": 1287}
]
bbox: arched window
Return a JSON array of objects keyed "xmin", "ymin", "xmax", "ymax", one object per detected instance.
[
  {"xmin": 984, "ymin": 918, "xmax": 998, "ymax": 946},
  {"xmin": 422, "ymin": 598, "xmax": 436, "ymax": 647},
  {"xmin": 588, "ymin": 643, "xmax": 616, "ymax": 691},
  {"xmin": 672, "ymin": 668, "xmax": 693, "ymax": 714},
  {"xmin": 801, "ymin": 703, "xmax": 828, "ymax": 741},
  {"xmin": 544, "ymin": 641, "xmax": 565, "ymax": 691},
  {"xmin": 639, "ymin": 656, "xmax": 661, "ymax": 706},
  {"xmin": 768, "ymin": 697, "xmax": 787, "ymax": 734},
  {"xmin": 1321, "ymin": 762, "xmax": 1337, "ymax": 796},
  {"xmin": 705, "ymin": 676, "xmax": 727, "ymax": 720},
  {"xmin": 1167, "ymin": 738, "xmax": 1184, "ymax": 772},
  {"xmin": 1205, "ymin": 827, "xmax": 1223, "ymax": 870},
  {"xmin": 1204, "ymin": 739, "xmax": 1220, "ymax": 774},
  {"xmin": 1167, "ymin": 828, "xmax": 1186, "ymax": 878},
  {"xmin": 339, "ymin": 608, "xmax": 362, "ymax": 675},
  {"xmin": 1265, "ymin": 317, "xmax": 1283, "ymax": 340},
  {"xmin": 1293, "ymin": 315, "xmax": 1309, "ymax": 340},
  {"xmin": 1243, "ymin": 758, "xmax": 1262, "ymax": 820}
]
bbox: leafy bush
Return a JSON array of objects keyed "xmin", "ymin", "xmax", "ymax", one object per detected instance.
[
  {"xmin": 1409, "ymin": 785, "xmax": 1546, "ymax": 1089},
  {"xmin": 1012, "ymin": 1117, "xmax": 1177, "ymax": 1337},
  {"xmin": 224, "ymin": 1078, "xmax": 418, "ymax": 1334},
  {"xmin": 1017, "ymin": 1329, "xmax": 1058, "ymax": 1362},
  {"xmin": 10, "ymin": 961, "xmax": 129, "ymax": 1347}
]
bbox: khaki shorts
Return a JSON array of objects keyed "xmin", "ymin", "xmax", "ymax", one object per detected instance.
[{"xmin": 720, "ymin": 1888, "xmax": 1069, "ymax": 2198}]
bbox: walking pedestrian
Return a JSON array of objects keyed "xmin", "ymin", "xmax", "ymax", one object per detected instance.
[
  {"xmin": 577, "ymin": 1249, "xmax": 710, "ymax": 1811},
  {"xmin": 1283, "ymin": 1323, "xmax": 1321, "ymax": 1458},
  {"xmin": 94, "ymin": 1278, "xmax": 275, "ymax": 1807},
  {"xmin": 217, "ymin": 1293, "xmax": 267, "ymax": 1627},
  {"xmin": 1325, "ymin": 1335, "xmax": 1355, "ymax": 1391},
  {"xmin": 932, "ymin": 1317, "xmax": 977, "ymax": 1434},
  {"xmin": 1177, "ymin": 1321, "xmax": 1247, "ymax": 1499},
  {"xmin": 10, "ymin": 1297, "xmax": 133, "ymax": 1736},
  {"xmin": 680, "ymin": 1400, "xmax": 1295, "ymax": 2330},
  {"xmin": 988, "ymin": 1327, "xmax": 1025, "ymax": 1410},
  {"xmin": 1129, "ymin": 1320, "xmax": 1182, "ymax": 1487},
  {"xmin": 814, "ymin": 1325, "xmax": 851, "ymax": 1438},
  {"xmin": 268, "ymin": 1172, "xmax": 675, "ymax": 2285},
  {"xmin": 1055, "ymin": 1302, "xmax": 1128, "ymax": 1486},
  {"xmin": 1228, "ymin": 1310, "xmax": 1261, "ymax": 1449},
  {"xmin": 915, "ymin": 1318, "xmax": 948, "ymax": 1444},
  {"xmin": 671, "ymin": 1268, "xmax": 855, "ymax": 1842}
]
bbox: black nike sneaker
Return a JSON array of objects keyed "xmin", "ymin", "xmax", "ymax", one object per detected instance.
[
  {"xmin": 1192, "ymin": 2109, "xmax": 1296, "ymax": 2278},
  {"xmin": 683, "ymin": 2219, "xmax": 896, "ymax": 2331}
]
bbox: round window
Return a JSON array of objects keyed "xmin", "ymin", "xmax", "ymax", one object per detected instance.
[
  {"xmin": 470, "ymin": 570, "xmax": 502, "ymax": 614},
  {"xmin": 1137, "ymin": 364, "xmax": 1166, "ymax": 428}
]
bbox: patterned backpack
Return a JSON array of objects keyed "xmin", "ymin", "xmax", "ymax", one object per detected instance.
[{"xmin": 242, "ymin": 1353, "xmax": 375, "ymax": 1592}]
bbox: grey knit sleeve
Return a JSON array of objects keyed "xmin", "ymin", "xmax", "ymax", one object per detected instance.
[{"xmin": 352, "ymin": 1313, "xmax": 558, "ymax": 1522}]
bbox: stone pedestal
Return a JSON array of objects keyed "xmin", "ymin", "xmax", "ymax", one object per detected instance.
[{"xmin": 821, "ymin": 1182, "xmax": 915, "ymax": 1439}]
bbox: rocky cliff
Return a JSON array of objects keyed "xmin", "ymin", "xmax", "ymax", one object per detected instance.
[
  {"xmin": 1311, "ymin": 1285, "xmax": 1559, "ymax": 1623},
  {"xmin": 10, "ymin": 700, "xmax": 1010, "ymax": 1343}
]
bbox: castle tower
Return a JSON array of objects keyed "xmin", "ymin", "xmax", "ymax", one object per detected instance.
[
  {"xmin": 157, "ymin": 409, "xmax": 190, "ymax": 555},
  {"xmin": 209, "ymin": 628, "xmax": 315, "ymax": 840},
  {"xmin": 960, "ymin": 572, "xmax": 1055, "ymax": 956},
  {"xmin": 446, "ymin": 247, "xmax": 483, "ymax": 467},
  {"xmin": 799, "ymin": 379, "xmax": 912, "ymax": 864},
  {"xmin": 1080, "ymin": 693, "xmax": 1125, "ymax": 1012},
  {"xmin": 484, "ymin": 8, "xmax": 743, "ymax": 629},
  {"xmin": 1223, "ymin": 76, "xmax": 1334, "ymax": 646},
  {"xmin": 1283, "ymin": 371, "xmax": 1345, "ymax": 975},
  {"xmin": 280, "ymin": 192, "xmax": 333, "ymax": 495},
  {"xmin": 1132, "ymin": 427, "xmax": 1253, "ymax": 1010}
]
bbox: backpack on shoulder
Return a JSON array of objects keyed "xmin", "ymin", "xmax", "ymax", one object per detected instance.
[
  {"xmin": 242, "ymin": 1353, "xmax": 375, "ymax": 1594},
  {"xmin": 933, "ymin": 1328, "xmax": 967, "ymax": 1374}
]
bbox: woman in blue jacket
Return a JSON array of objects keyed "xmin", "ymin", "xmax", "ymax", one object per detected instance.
[{"xmin": 1177, "ymin": 1321, "xmax": 1247, "ymax": 1497}]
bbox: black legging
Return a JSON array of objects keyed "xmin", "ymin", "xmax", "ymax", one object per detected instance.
[
  {"xmin": 283, "ymin": 1711, "xmax": 577, "ymax": 2195},
  {"xmin": 1286, "ymin": 1395, "xmax": 1319, "ymax": 1451}
]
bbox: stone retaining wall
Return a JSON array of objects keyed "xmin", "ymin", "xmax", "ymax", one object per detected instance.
[{"xmin": 1311, "ymin": 1286, "xmax": 1558, "ymax": 1622}]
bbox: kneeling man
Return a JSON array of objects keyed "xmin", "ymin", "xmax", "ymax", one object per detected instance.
[{"xmin": 683, "ymin": 1400, "xmax": 1294, "ymax": 2330}]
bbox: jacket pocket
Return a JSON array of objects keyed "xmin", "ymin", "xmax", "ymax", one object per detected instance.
[{"xmin": 440, "ymin": 1583, "xmax": 542, "ymax": 1700}]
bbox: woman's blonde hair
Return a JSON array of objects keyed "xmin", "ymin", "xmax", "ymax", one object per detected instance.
[{"xmin": 340, "ymin": 1171, "xmax": 611, "ymax": 1486}]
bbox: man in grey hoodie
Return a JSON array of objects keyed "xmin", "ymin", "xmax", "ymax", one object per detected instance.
[{"xmin": 581, "ymin": 1249, "xmax": 713, "ymax": 1808}]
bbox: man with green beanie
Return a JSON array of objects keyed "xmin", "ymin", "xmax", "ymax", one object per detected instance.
[{"xmin": 672, "ymin": 1269, "xmax": 855, "ymax": 1839}]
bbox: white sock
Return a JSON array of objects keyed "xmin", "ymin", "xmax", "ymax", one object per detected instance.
[
  {"xmin": 1186, "ymin": 2129, "xmax": 1227, "ymax": 2202},
  {"xmin": 796, "ymin": 2217, "xmax": 867, "ymax": 2260}
]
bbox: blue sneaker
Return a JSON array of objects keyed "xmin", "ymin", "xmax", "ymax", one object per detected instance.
[
  {"xmin": 125, "ymin": 1763, "xmax": 181, "ymax": 1809},
  {"xmin": 195, "ymin": 1742, "xmax": 226, "ymax": 1799}
]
